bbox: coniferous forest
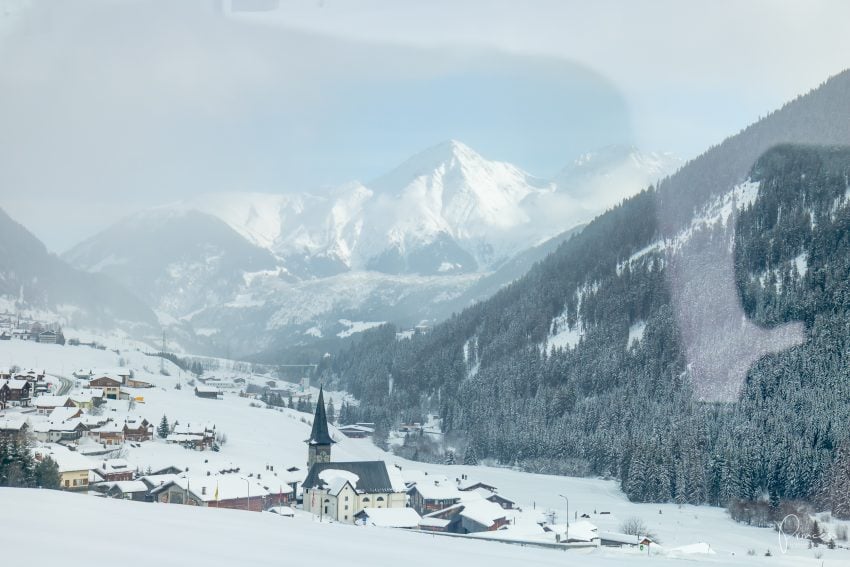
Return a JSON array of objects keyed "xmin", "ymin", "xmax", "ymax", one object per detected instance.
[{"xmin": 317, "ymin": 71, "xmax": 850, "ymax": 518}]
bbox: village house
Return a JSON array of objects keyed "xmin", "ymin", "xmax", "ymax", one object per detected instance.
[
  {"xmin": 150, "ymin": 474, "xmax": 286, "ymax": 512},
  {"xmin": 93, "ymin": 459, "xmax": 135, "ymax": 482},
  {"xmin": 598, "ymin": 531, "xmax": 655, "ymax": 548},
  {"xmin": 355, "ymin": 507, "xmax": 421, "ymax": 528},
  {"xmin": 37, "ymin": 330, "xmax": 59, "ymax": 344},
  {"xmin": 408, "ymin": 479, "xmax": 463, "ymax": 515},
  {"xmin": 123, "ymin": 416, "xmax": 153, "ymax": 442},
  {"xmin": 36, "ymin": 395, "xmax": 76, "ymax": 415},
  {"xmin": 123, "ymin": 376, "xmax": 153, "ymax": 389},
  {"xmin": 338, "ymin": 424, "xmax": 375, "ymax": 439},
  {"xmin": 49, "ymin": 406, "xmax": 83, "ymax": 423},
  {"xmin": 88, "ymin": 376, "xmax": 122, "ymax": 400},
  {"xmin": 70, "ymin": 392, "xmax": 100, "ymax": 410},
  {"xmin": 33, "ymin": 419, "xmax": 88, "ymax": 444},
  {"xmin": 421, "ymin": 497, "xmax": 510, "ymax": 534},
  {"xmin": 98, "ymin": 480, "xmax": 150, "ymax": 501},
  {"xmin": 0, "ymin": 381, "xmax": 9, "ymax": 410},
  {"xmin": 166, "ymin": 422, "xmax": 216, "ymax": 450},
  {"xmin": 0, "ymin": 415, "xmax": 29, "ymax": 439},
  {"xmin": 88, "ymin": 420, "xmax": 124, "ymax": 446},
  {"xmin": 1, "ymin": 379, "xmax": 32, "ymax": 407},
  {"xmin": 194, "ymin": 385, "xmax": 221, "ymax": 399},
  {"xmin": 33, "ymin": 445, "xmax": 94, "ymax": 490}
]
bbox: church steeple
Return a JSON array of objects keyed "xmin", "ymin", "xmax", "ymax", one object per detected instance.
[{"xmin": 306, "ymin": 386, "xmax": 335, "ymax": 467}]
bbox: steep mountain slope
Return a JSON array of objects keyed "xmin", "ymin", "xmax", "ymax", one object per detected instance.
[
  {"xmin": 0, "ymin": 207, "xmax": 157, "ymax": 329},
  {"xmin": 64, "ymin": 140, "xmax": 676, "ymax": 354},
  {"xmin": 65, "ymin": 209, "xmax": 278, "ymax": 318},
  {"xmin": 323, "ymin": 70, "xmax": 850, "ymax": 513}
]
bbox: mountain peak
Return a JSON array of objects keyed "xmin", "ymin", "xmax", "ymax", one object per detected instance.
[{"xmin": 369, "ymin": 139, "xmax": 487, "ymax": 192}]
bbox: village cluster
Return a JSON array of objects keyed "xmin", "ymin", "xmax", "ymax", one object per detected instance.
[{"xmin": 0, "ymin": 355, "xmax": 656, "ymax": 551}]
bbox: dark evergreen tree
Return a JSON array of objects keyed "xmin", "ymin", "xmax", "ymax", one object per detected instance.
[{"xmin": 157, "ymin": 415, "xmax": 170, "ymax": 439}]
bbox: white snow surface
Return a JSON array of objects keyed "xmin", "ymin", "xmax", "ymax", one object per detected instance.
[{"xmin": 1, "ymin": 335, "xmax": 846, "ymax": 566}]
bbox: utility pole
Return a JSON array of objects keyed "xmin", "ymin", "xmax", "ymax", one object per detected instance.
[
  {"xmin": 160, "ymin": 331, "xmax": 166, "ymax": 375},
  {"xmin": 559, "ymin": 494, "xmax": 569, "ymax": 543}
]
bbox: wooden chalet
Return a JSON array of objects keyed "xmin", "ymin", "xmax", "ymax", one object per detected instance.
[
  {"xmin": 88, "ymin": 376, "xmax": 122, "ymax": 400},
  {"xmin": 1, "ymin": 379, "xmax": 31, "ymax": 407},
  {"xmin": 89, "ymin": 421, "xmax": 124, "ymax": 445},
  {"xmin": 123, "ymin": 416, "xmax": 153, "ymax": 442},
  {"xmin": 94, "ymin": 459, "xmax": 135, "ymax": 482},
  {"xmin": 407, "ymin": 481, "xmax": 462, "ymax": 515},
  {"xmin": 194, "ymin": 385, "xmax": 221, "ymax": 399}
]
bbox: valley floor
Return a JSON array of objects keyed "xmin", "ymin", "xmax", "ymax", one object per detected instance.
[{"xmin": 1, "ymin": 336, "xmax": 847, "ymax": 566}]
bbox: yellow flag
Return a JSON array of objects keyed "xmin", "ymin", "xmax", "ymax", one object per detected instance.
[{"xmin": 214, "ymin": 481, "xmax": 219, "ymax": 501}]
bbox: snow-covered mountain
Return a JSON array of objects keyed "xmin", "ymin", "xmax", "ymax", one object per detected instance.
[
  {"xmin": 0, "ymin": 207, "xmax": 157, "ymax": 331},
  {"xmin": 554, "ymin": 145, "xmax": 681, "ymax": 210},
  {"xmin": 63, "ymin": 140, "xmax": 678, "ymax": 356}
]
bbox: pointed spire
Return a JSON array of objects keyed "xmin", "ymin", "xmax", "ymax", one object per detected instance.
[{"xmin": 306, "ymin": 386, "xmax": 335, "ymax": 446}]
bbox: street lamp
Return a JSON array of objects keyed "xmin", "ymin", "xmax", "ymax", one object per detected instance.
[{"xmin": 559, "ymin": 494, "xmax": 569, "ymax": 542}]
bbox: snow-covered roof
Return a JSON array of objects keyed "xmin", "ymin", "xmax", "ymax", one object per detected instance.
[
  {"xmin": 104, "ymin": 480, "xmax": 148, "ymax": 494},
  {"xmin": 49, "ymin": 406, "xmax": 81, "ymax": 422},
  {"xmin": 457, "ymin": 499, "xmax": 508, "ymax": 528},
  {"xmin": 35, "ymin": 395, "xmax": 70, "ymax": 408},
  {"xmin": 400, "ymin": 470, "xmax": 450, "ymax": 486},
  {"xmin": 91, "ymin": 421, "xmax": 123, "ymax": 434},
  {"xmin": 70, "ymin": 392, "xmax": 96, "ymax": 403},
  {"xmin": 92, "ymin": 368, "xmax": 132, "ymax": 377},
  {"xmin": 6, "ymin": 379, "xmax": 29, "ymax": 390},
  {"xmin": 566, "ymin": 520, "xmax": 599, "ymax": 542},
  {"xmin": 418, "ymin": 517, "xmax": 451, "ymax": 529},
  {"xmin": 33, "ymin": 445, "xmax": 94, "ymax": 473},
  {"xmin": 598, "ymin": 531, "xmax": 643, "ymax": 545},
  {"xmin": 151, "ymin": 475, "xmax": 270, "ymax": 502},
  {"xmin": 173, "ymin": 422, "xmax": 215, "ymax": 435},
  {"xmin": 338, "ymin": 424, "xmax": 375, "ymax": 433},
  {"xmin": 357, "ymin": 507, "xmax": 421, "ymax": 528},
  {"xmin": 268, "ymin": 506, "xmax": 296, "ymax": 517},
  {"xmin": 411, "ymin": 480, "xmax": 461, "ymax": 501},
  {"xmin": 0, "ymin": 415, "xmax": 28, "ymax": 431},
  {"xmin": 166, "ymin": 433, "xmax": 205, "ymax": 443},
  {"xmin": 96, "ymin": 459, "xmax": 131, "ymax": 472},
  {"xmin": 41, "ymin": 418, "xmax": 85, "ymax": 432},
  {"xmin": 319, "ymin": 468, "xmax": 360, "ymax": 494},
  {"xmin": 195, "ymin": 385, "xmax": 220, "ymax": 394}
]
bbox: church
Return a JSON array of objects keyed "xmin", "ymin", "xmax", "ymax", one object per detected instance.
[{"xmin": 301, "ymin": 387, "xmax": 407, "ymax": 523}]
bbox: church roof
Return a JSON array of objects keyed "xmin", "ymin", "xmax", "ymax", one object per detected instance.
[
  {"xmin": 302, "ymin": 461, "xmax": 403, "ymax": 494},
  {"xmin": 305, "ymin": 386, "xmax": 335, "ymax": 446}
]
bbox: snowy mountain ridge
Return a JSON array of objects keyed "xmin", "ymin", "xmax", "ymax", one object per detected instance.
[
  {"xmin": 127, "ymin": 140, "xmax": 675, "ymax": 276},
  {"xmin": 63, "ymin": 140, "xmax": 679, "ymax": 356}
]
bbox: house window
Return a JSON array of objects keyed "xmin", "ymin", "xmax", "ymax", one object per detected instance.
[
  {"xmin": 345, "ymin": 505, "xmax": 348, "ymax": 510},
  {"xmin": 324, "ymin": 506, "xmax": 328, "ymax": 514},
  {"xmin": 64, "ymin": 480, "xmax": 70, "ymax": 488},
  {"xmin": 376, "ymin": 496, "xmax": 384, "ymax": 501},
  {"xmin": 345, "ymin": 496, "xmax": 349, "ymax": 501}
]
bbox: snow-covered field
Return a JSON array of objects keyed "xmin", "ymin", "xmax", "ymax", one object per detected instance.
[{"xmin": 1, "ymin": 336, "xmax": 848, "ymax": 566}]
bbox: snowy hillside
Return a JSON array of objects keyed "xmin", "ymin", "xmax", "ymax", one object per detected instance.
[{"xmin": 1, "ymin": 335, "xmax": 846, "ymax": 566}]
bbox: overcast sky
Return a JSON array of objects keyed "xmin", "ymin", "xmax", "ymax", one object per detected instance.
[{"xmin": 1, "ymin": 0, "xmax": 849, "ymax": 252}]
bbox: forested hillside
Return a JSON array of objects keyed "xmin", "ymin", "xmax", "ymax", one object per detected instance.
[{"xmin": 320, "ymin": 70, "xmax": 850, "ymax": 516}]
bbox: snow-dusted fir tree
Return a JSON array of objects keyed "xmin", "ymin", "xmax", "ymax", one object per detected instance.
[{"xmin": 157, "ymin": 415, "xmax": 170, "ymax": 439}]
